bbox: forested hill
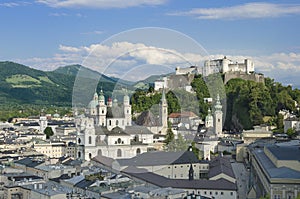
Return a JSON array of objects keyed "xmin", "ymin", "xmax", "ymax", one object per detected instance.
[
  {"xmin": 0, "ymin": 61, "xmax": 128, "ymax": 106},
  {"xmin": 131, "ymin": 75, "xmax": 300, "ymax": 131}
]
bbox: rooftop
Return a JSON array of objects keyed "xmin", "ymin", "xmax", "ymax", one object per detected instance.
[
  {"xmin": 267, "ymin": 144, "xmax": 300, "ymax": 161},
  {"xmin": 123, "ymin": 170, "xmax": 237, "ymax": 191},
  {"xmin": 116, "ymin": 151, "xmax": 201, "ymax": 168},
  {"xmin": 252, "ymin": 147, "xmax": 300, "ymax": 181}
]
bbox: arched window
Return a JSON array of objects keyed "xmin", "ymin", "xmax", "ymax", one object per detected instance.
[
  {"xmin": 134, "ymin": 135, "xmax": 139, "ymax": 142},
  {"xmin": 88, "ymin": 136, "xmax": 92, "ymax": 144},
  {"xmin": 136, "ymin": 148, "xmax": 141, "ymax": 155},
  {"xmin": 78, "ymin": 151, "xmax": 81, "ymax": 158},
  {"xmin": 89, "ymin": 153, "xmax": 92, "ymax": 159},
  {"xmin": 109, "ymin": 120, "xmax": 112, "ymax": 126},
  {"xmin": 97, "ymin": 149, "xmax": 102, "ymax": 156},
  {"xmin": 96, "ymin": 136, "xmax": 100, "ymax": 143},
  {"xmin": 117, "ymin": 149, "xmax": 122, "ymax": 157},
  {"xmin": 78, "ymin": 138, "xmax": 81, "ymax": 144}
]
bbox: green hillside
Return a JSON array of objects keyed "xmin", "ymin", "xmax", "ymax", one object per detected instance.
[
  {"xmin": 0, "ymin": 61, "xmax": 130, "ymax": 106},
  {"xmin": 130, "ymin": 74, "xmax": 300, "ymax": 131}
]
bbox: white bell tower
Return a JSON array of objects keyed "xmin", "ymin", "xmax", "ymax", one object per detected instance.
[
  {"xmin": 159, "ymin": 89, "xmax": 168, "ymax": 133},
  {"xmin": 214, "ymin": 94, "xmax": 223, "ymax": 137}
]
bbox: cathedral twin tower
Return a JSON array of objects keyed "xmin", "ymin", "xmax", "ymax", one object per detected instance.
[
  {"xmin": 87, "ymin": 89, "xmax": 132, "ymax": 131},
  {"xmin": 87, "ymin": 89, "xmax": 168, "ymax": 131}
]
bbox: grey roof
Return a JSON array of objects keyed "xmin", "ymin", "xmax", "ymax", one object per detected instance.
[
  {"xmin": 64, "ymin": 175, "xmax": 85, "ymax": 185},
  {"xmin": 5, "ymin": 173, "xmax": 43, "ymax": 181},
  {"xmin": 208, "ymin": 157, "xmax": 235, "ymax": 179},
  {"xmin": 15, "ymin": 157, "xmax": 44, "ymax": 168},
  {"xmin": 124, "ymin": 126, "xmax": 153, "ymax": 135},
  {"xmin": 252, "ymin": 148, "xmax": 300, "ymax": 181},
  {"xmin": 95, "ymin": 126, "xmax": 129, "ymax": 136},
  {"xmin": 106, "ymin": 106, "xmax": 125, "ymax": 118},
  {"xmin": 92, "ymin": 155, "xmax": 115, "ymax": 167},
  {"xmin": 101, "ymin": 191, "xmax": 131, "ymax": 199},
  {"xmin": 194, "ymin": 127, "xmax": 219, "ymax": 142},
  {"xmin": 116, "ymin": 151, "xmax": 200, "ymax": 167},
  {"xmin": 22, "ymin": 181, "xmax": 72, "ymax": 196},
  {"xmin": 75, "ymin": 179, "xmax": 95, "ymax": 189},
  {"xmin": 267, "ymin": 145, "xmax": 300, "ymax": 161},
  {"xmin": 123, "ymin": 170, "xmax": 237, "ymax": 191},
  {"xmin": 135, "ymin": 110, "xmax": 160, "ymax": 127}
]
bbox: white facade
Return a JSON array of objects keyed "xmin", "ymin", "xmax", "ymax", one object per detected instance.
[
  {"xmin": 77, "ymin": 90, "xmax": 153, "ymax": 161},
  {"xmin": 33, "ymin": 141, "xmax": 66, "ymax": 158},
  {"xmin": 87, "ymin": 89, "xmax": 132, "ymax": 129},
  {"xmin": 203, "ymin": 56, "xmax": 254, "ymax": 76},
  {"xmin": 154, "ymin": 77, "xmax": 168, "ymax": 91},
  {"xmin": 284, "ymin": 117, "xmax": 300, "ymax": 133}
]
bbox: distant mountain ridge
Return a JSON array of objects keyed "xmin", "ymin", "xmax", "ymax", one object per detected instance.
[{"xmin": 0, "ymin": 61, "xmax": 139, "ymax": 105}]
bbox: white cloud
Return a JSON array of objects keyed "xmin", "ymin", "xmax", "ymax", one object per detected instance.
[
  {"xmin": 49, "ymin": 12, "xmax": 68, "ymax": 17},
  {"xmin": 36, "ymin": 0, "xmax": 167, "ymax": 8},
  {"xmin": 0, "ymin": 1, "xmax": 30, "ymax": 7},
  {"xmin": 168, "ymin": 2, "xmax": 300, "ymax": 20},
  {"xmin": 80, "ymin": 30, "xmax": 103, "ymax": 35},
  {"xmin": 17, "ymin": 42, "xmax": 300, "ymax": 83}
]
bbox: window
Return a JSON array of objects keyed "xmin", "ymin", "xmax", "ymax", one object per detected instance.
[
  {"xmin": 89, "ymin": 136, "xmax": 92, "ymax": 144},
  {"xmin": 204, "ymin": 191, "xmax": 207, "ymax": 195},
  {"xmin": 221, "ymin": 192, "xmax": 224, "ymax": 195},
  {"xmin": 230, "ymin": 192, "xmax": 233, "ymax": 196},
  {"xmin": 78, "ymin": 151, "xmax": 81, "ymax": 158},
  {"xmin": 89, "ymin": 153, "xmax": 92, "ymax": 159},
  {"xmin": 97, "ymin": 149, "xmax": 102, "ymax": 156},
  {"xmin": 116, "ymin": 120, "xmax": 119, "ymax": 126},
  {"xmin": 117, "ymin": 138, "xmax": 121, "ymax": 144},
  {"xmin": 109, "ymin": 120, "xmax": 112, "ymax": 126},
  {"xmin": 117, "ymin": 149, "xmax": 122, "ymax": 157},
  {"xmin": 215, "ymin": 192, "xmax": 218, "ymax": 195},
  {"xmin": 210, "ymin": 192, "xmax": 212, "ymax": 195},
  {"xmin": 102, "ymin": 109, "xmax": 104, "ymax": 114},
  {"xmin": 78, "ymin": 138, "xmax": 81, "ymax": 144},
  {"xmin": 136, "ymin": 148, "xmax": 141, "ymax": 154}
]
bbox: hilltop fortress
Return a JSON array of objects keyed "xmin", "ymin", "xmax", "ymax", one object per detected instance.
[{"xmin": 155, "ymin": 56, "xmax": 264, "ymax": 91}]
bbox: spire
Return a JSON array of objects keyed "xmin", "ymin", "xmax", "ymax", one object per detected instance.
[
  {"xmin": 161, "ymin": 88, "xmax": 167, "ymax": 104},
  {"xmin": 99, "ymin": 88, "xmax": 105, "ymax": 102},
  {"xmin": 214, "ymin": 94, "xmax": 222, "ymax": 111}
]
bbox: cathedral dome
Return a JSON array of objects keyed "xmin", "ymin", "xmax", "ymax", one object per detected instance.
[{"xmin": 99, "ymin": 89, "xmax": 105, "ymax": 101}]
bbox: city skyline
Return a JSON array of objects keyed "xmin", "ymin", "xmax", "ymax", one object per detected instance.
[{"xmin": 1, "ymin": 0, "xmax": 300, "ymax": 86}]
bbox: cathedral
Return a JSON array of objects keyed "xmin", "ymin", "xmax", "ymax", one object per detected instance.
[{"xmin": 75, "ymin": 89, "xmax": 168, "ymax": 161}]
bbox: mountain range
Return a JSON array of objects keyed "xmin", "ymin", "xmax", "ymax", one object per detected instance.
[{"xmin": 0, "ymin": 61, "xmax": 153, "ymax": 106}]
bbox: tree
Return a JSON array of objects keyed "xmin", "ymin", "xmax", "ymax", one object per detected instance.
[
  {"xmin": 165, "ymin": 133, "xmax": 190, "ymax": 152},
  {"xmin": 286, "ymin": 127, "xmax": 297, "ymax": 138},
  {"xmin": 164, "ymin": 128, "xmax": 174, "ymax": 144},
  {"xmin": 44, "ymin": 127, "xmax": 54, "ymax": 139}
]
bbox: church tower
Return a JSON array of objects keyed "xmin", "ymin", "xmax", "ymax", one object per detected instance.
[
  {"xmin": 205, "ymin": 108, "xmax": 213, "ymax": 128},
  {"xmin": 123, "ymin": 91, "xmax": 132, "ymax": 126},
  {"xmin": 97, "ymin": 89, "xmax": 107, "ymax": 126},
  {"xmin": 214, "ymin": 94, "xmax": 223, "ymax": 136},
  {"xmin": 159, "ymin": 89, "xmax": 168, "ymax": 131},
  {"xmin": 88, "ymin": 92, "xmax": 98, "ymax": 116}
]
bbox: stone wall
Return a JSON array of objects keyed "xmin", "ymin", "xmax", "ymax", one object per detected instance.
[{"xmin": 224, "ymin": 72, "xmax": 264, "ymax": 84}]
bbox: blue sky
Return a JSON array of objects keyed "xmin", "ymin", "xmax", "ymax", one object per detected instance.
[{"xmin": 1, "ymin": 0, "xmax": 300, "ymax": 86}]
